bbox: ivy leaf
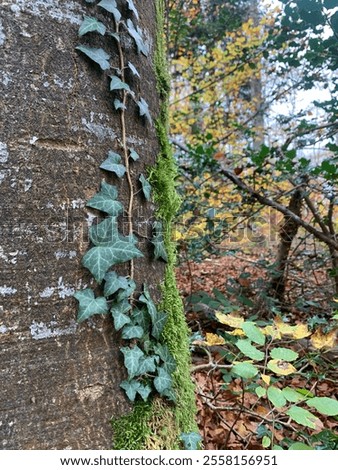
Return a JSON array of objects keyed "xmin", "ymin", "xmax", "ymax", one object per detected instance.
[
  {"xmin": 111, "ymin": 300, "xmax": 131, "ymax": 330},
  {"xmin": 236, "ymin": 339, "xmax": 265, "ymax": 361},
  {"xmin": 154, "ymin": 367, "xmax": 172, "ymax": 394},
  {"xmin": 151, "ymin": 221, "xmax": 168, "ymax": 262},
  {"xmin": 129, "ymin": 148, "xmax": 139, "ymax": 161},
  {"xmin": 151, "ymin": 311, "xmax": 168, "ymax": 340},
  {"xmin": 267, "ymin": 386, "xmax": 287, "ymax": 409},
  {"xmin": 74, "ymin": 288, "xmax": 108, "ymax": 322},
  {"xmin": 122, "ymin": 325, "xmax": 144, "ymax": 339},
  {"xmin": 139, "ymin": 174, "xmax": 151, "ymax": 201},
  {"xmin": 137, "ymin": 98, "xmax": 152, "ymax": 124},
  {"xmin": 110, "ymin": 76, "xmax": 132, "ymax": 93},
  {"xmin": 100, "ymin": 151, "xmax": 126, "ymax": 178},
  {"xmin": 286, "ymin": 406, "xmax": 318, "ymax": 429},
  {"xmin": 242, "ymin": 321, "xmax": 265, "ymax": 345},
  {"xmin": 79, "ymin": 16, "xmax": 106, "ymax": 36},
  {"xmin": 137, "ymin": 355, "xmax": 158, "ymax": 375},
  {"xmin": 131, "ymin": 306, "xmax": 151, "ymax": 331},
  {"xmin": 270, "ymin": 347, "xmax": 299, "ymax": 362},
  {"xmin": 232, "ymin": 361, "xmax": 259, "ymax": 379},
  {"xmin": 126, "ymin": 19, "xmax": 149, "ymax": 56},
  {"xmin": 180, "ymin": 432, "xmax": 202, "ymax": 450},
  {"xmin": 120, "ymin": 345, "xmax": 144, "ymax": 378},
  {"xmin": 128, "ymin": 61, "xmax": 140, "ymax": 78},
  {"xmin": 127, "ymin": 0, "xmax": 139, "ymax": 20},
  {"xmin": 153, "ymin": 344, "xmax": 176, "ymax": 373},
  {"xmin": 83, "ymin": 219, "xmax": 143, "ymax": 282},
  {"xmin": 136, "ymin": 383, "xmax": 152, "ymax": 401},
  {"xmin": 139, "ymin": 284, "xmax": 157, "ymax": 323},
  {"xmin": 98, "ymin": 0, "xmax": 121, "ymax": 23},
  {"xmin": 306, "ymin": 397, "xmax": 338, "ymax": 416},
  {"xmin": 120, "ymin": 380, "xmax": 139, "ymax": 401},
  {"xmin": 104, "ymin": 272, "xmax": 129, "ymax": 297},
  {"xmin": 116, "ymin": 278, "xmax": 136, "ymax": 302},
  {"xmin": 113, "ymin": 99, "xmax": 126, "ymax": 110},
  {"xmin": 86, "ymin": 181, "xmax": 123, "ymax": 216},
  {"xmin": 76, "ymin": 45, "xmax": 110, "ymax": 70}
]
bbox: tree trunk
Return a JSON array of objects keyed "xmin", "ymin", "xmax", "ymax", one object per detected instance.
[{"xmin": 0, "ymin": 0, "xmax": 174, "ymax": 449}]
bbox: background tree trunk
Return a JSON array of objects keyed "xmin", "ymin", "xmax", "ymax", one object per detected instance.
[{"xmin": 0, "ymin": 0, "xmax": 166, "ymax": 449}]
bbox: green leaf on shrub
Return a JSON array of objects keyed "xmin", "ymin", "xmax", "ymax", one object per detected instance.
[
  {"xmin": 100, "ymin": 151, "xmax": 126, "ymax": 178},
  {"xmin": 267, "ymin": 386, "xmax": 287, "ymax": 409},
  {"xmin": 76, "ymin": 45, "xmax": 110, "ymax": 70},
  {"xmin": 79, "ymin": 16, "xmax": 106, "ymax": 36},
  {"xmin": 289, "ymin": 443, "xmax": 313, "ymax": 450},
  {"xmin": 255, "ymin": 386, "xmax": 266, "ymax": 398},
  {"xmin": 232, "ymin": 361, "xmax": 259, "ymax": 379},
  {"xmin": 74, "ymin": 288, "xmax": 108, "ymax": 322},
  {"xmin": 282, "ymin": 387, "xmax": 304, "ymax": 403},
  {"xmin": 262, "ymin": 436, "xmax": 271, "ymax": 448},
  {"xmin": 242, "ymin": 321, "xmax": 265, "ymax": 345},
  {"xmin": 180, "ymin": 432, "xmax": 202, "ymax": 450},
  {"xmin": 236, "ymin": 339, "xmax": 265, "ymax": 361},
  {"xmin": 154, "ymin": 367, "xmax": 172, "ymax": 393},
  {"xmin": 120, "ymin": 345, "xmax": 144, "ymax": 378},
  {"xmin": 270, "ymin": 347, "xmax": 299, "ymax": 362},
  {"xmin": 306, "ymin": 397, "xmax": 338, "ymax": 416},
  {"xmin": 286, "ymin": 406, "xmax": 318, "ymax": 429}
]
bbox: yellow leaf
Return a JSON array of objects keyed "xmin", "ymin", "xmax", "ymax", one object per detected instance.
[
  {"xmin": 215, "ymin": 311, "xmax": 244, "ymax": 328},
  {"xmin": 292, "ymin": 323, "xmax": 311, "ymax": 339},
  {"xmin": 261, "ymin": 374, "xmax": 271, "ymax": 385},
  {"xmin": 310, "ymin": 329, "xmax": 336, "ymax": 350},
  {"xmin": 274, "ymin": 317, "xmax": 295, "ymax": 336},
  {"xmin": 204, "ymin": 332, "xmax": 226, "ymax": 346},
  {"xmin": 267, "ymin": 359, "xmax": 297, "ymax": 376},
  {"xmin": 261, "ymin": 325, "xmax": 281, "ymax": 340},
  {"xmin": 229, "ymin": 328, "xmax": 246, "ymax": 336}
]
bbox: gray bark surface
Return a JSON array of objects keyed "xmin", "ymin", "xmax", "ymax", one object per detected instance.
[{"xmin": 0, "ymin": 0, "xmax": 163, "ymax": 449}]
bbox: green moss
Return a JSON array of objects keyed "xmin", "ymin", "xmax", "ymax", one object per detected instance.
[{"xmin": 112, "ymin": 0, "xmax": 197, "ymax": 449}]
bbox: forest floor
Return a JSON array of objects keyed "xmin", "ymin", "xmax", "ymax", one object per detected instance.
[{"xmin": 176, "ymin": 253, "xmax": 337, "ymax": 450}]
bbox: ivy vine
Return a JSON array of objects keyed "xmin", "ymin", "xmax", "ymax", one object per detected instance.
[{"xmin": 73, "ymin": 0, "xmax": 176, "ymax": 403}]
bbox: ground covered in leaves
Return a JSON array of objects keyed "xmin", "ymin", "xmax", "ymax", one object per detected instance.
[{"xmin": 176, "ymin": 253, "xmax": 338, "ymax": 450}]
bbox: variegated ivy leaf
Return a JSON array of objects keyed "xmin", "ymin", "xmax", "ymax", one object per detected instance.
[
  {"xmin": 127, "ymin": 0, "xmax": 139, "ymax": 19},
  {"xmin": 126, "ymin": 19, "xmax": 149, "ymax": 56},
  {"xmin": 86, "ymin": 180, "xmax": 123, "ymax": 215},
  {"xmin": 122, "ymin": 325, "xmax": 144, "ymax": 340},
  {"xmin": 120, "ymin": 380, "xmax": 151, "ymax": 402},
  {"xmin": 136, "ymin": 383, "xmax": 152, "ymax": 401},
  {"xmin": 116, "ymin": 278, "xmax": 136, "ymax": 302},
  {"xmin": 74, "ymin": 288, "xmax": 108, "ymax": 322},
  {"xmin": 152, "ymin": 311, "xmax": 168, "ymax": 340},
  {"xmin": 139, "ymin": 284, "xmax": 157, "ymax": 323},
  {"xmin": 100, "ymin": 151, "xmax": 126, "ymax": 178},
  {"xmin": 136, "ymin": 355, "xmax": 158, "ymax": 375},
  {"xmin": 129, "ymin": 148, "xmax": 139, "ymax": 161},
  {"xmin": 153, "ymin": 344, "xmax": 176, "ymax": 374},
  {"xmin": 98, "ymin": 0, "xmax": 121, "ymax": 23},
  {"xmin": 154, "ymin": 367, "xmax": 172, "ymax": 394},
  {"xmin": 137, "ymin": 97, "xmax": 152, "ymax": 124},
  {"xmin": 139, "ymin": 174, "xmax": 151, "ymax": 201},
  {"xmin": 79, "ymin": 16, "xmax": 106, "ymax": 36},
  {"xmin": 82, "ymin": 218, "xmax": 143, "ymax": 282},
  {"xmin": 128, "ymin": 61, "xmax": 140, "ymax": 78},
  {"xmin": 151, "ymin": 221, "xmax": 168, "ymax": 262},
  {"xmin": 110, "ymin": 299, "xmax": 131, "ymax": 330},
  {"xmin": 113, "ymin": 99, "xmax": 126, "ymax": 110},
  {"xmin": 110, "ymin": 76, "xmax": 131, "ymax": 93},
  {"xmin": 180, "ymin": 432, "xmax": 202, "ymax": 450},
  {"xmin": 120, "ymin": 345, "xmax": 144, "ymax": 378},
  {"xmin": 104, "ymin": 272, "xmax": 129, "ymax": 297},
  {"xmin": 76, "ymin": 45, "xmax": 110, "ymax": 70},
  {"xmin": 131, "ymin": 306, "xmax": 151, "ymax": 331}
]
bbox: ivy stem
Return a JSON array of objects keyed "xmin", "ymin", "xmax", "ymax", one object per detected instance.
[{"xmin": 117, "ymin": 22, "xmax": 135, "ymax": 282}]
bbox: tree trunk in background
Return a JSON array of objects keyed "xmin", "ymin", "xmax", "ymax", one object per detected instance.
[{"xmin": 0, "ymin": 0, "xmax": 164, "ymax": 449}]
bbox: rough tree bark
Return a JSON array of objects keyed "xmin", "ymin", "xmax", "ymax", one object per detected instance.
[{"xmin": 0, "ymin": 0, "xmax": 170, "ymax": 449}]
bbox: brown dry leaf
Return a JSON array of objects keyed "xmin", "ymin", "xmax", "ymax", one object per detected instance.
[
  {"xmin": 256, "ymin": 405, "xmax": 270, "ymax": 416},
  {"xmin": 204, "ymin": 332, "xmax": 226, "ymax": 346},
  {"xmin": 310, "ymin": 329, "xmax": 337, "ymax": 350},
  {"xmin": 215, "ymin": 311, "xmax": 244, "ymax": 328}
]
